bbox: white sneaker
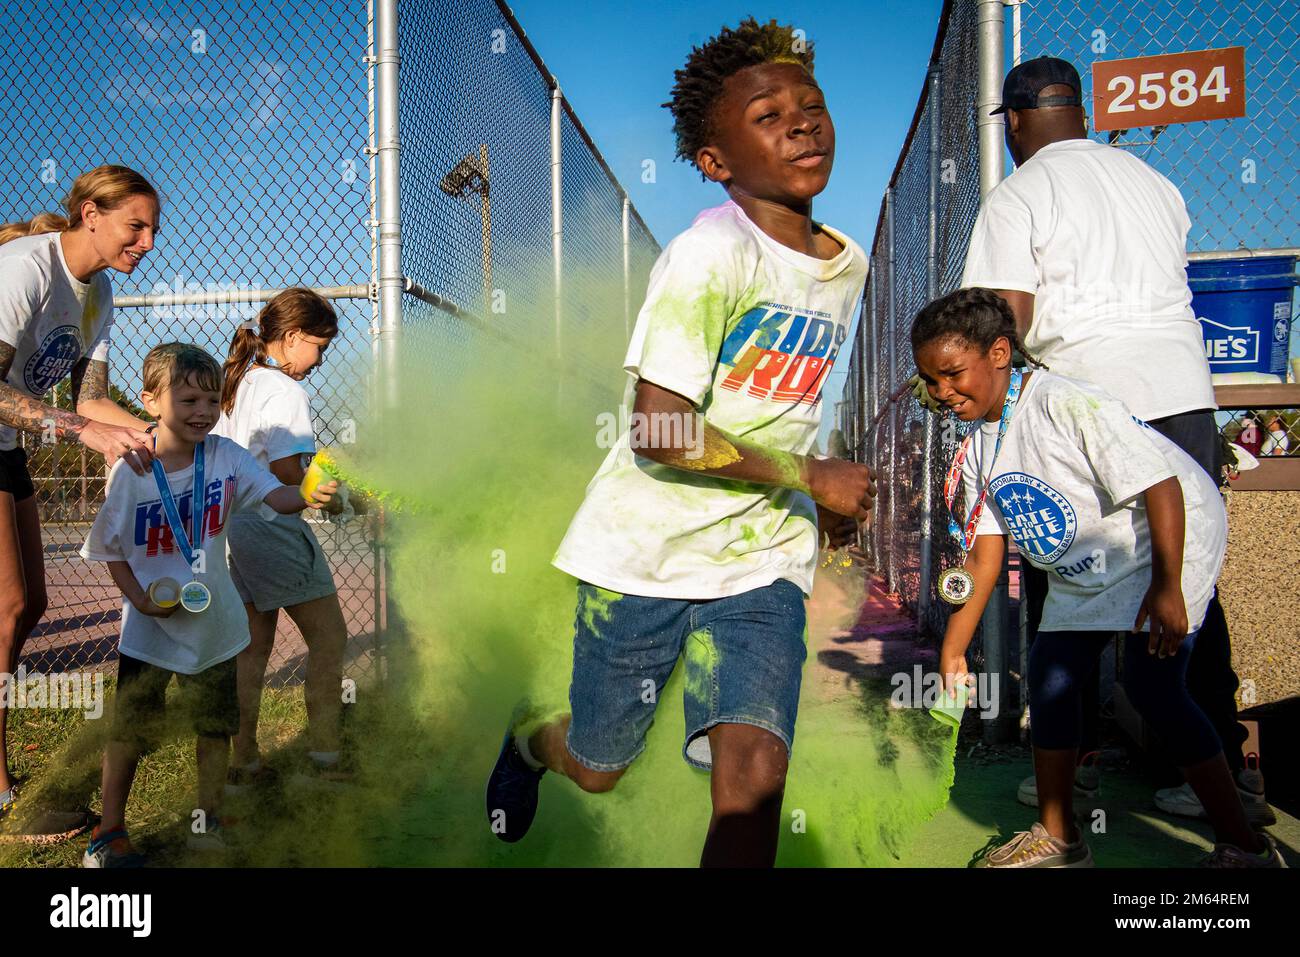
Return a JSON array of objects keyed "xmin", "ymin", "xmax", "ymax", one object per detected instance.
[
  {"xmin": 186, "ymin": 817, "xmax": 230, "ymax": 852},
  {"xmin": 1017, "ymin": 758, "xmax": 1101, "ymax": 808},
  {"xmin": 1155, "ymin": 771, "xmax": 1277, "ymax": 826}
]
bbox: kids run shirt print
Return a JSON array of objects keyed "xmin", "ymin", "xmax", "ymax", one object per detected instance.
[
  {"xmin": 962, "ymin": 371, "xmax": 1227, "ymax": 632},
  {"xmin": 0, "ymin": 232, "xmax": 114, "ymax": 450},
  {"xmin": 553, "ymin": 200, "xmax": 868, "ymax": 600},
  {"xmin": 81, "ymin": 435, "xmax": 283, "ymax": 673}
]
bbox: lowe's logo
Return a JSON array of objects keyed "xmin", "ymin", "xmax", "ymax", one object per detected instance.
[{"xmin": 1200, "ymin": 317, "xmax": 1259, "ymax": 364}]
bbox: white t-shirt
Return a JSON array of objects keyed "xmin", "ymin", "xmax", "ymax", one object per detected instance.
[
  {"xmin": 80, "ymin": 435, "xmax": 284, "ymax": 673},
  {"xmin": 212, "ymin": 365, "xmax": 317, "ymax": 521},
  {"xmin": 0, "ymin": 232, "xmax": 114, "ymax": 450},
  {"xmin": 960, "ymin": 138, "xmax": 1216, "ymax": 422},
  {"xmin": 1260, "ymin": 430, "xmax": 1290, "ymax": 456},
  {"xmin": 552, "ymin": 200, "xmax": 868, "ymax": 600},
  {"xmin": 961, "ymin": 371, "xmax": 1226, "ymax": 632}
]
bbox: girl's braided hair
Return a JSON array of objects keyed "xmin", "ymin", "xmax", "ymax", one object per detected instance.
[
  {"xmin": 663, "ymin": 17, "xmax": 814, "ymax": 176},
  {"xmin": 910, "ymin": 287, "xmax": 1047, "ymax": 368}
]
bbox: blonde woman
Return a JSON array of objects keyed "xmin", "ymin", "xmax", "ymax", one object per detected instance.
[{"xmin": 0, "ymin": 165, "xmax": 160, "ymax": 837}]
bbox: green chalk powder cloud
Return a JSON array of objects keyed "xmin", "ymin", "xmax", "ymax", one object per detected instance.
[{"xmin": 342, "ymin": 271, "xmax": 956, "ymax": 866}]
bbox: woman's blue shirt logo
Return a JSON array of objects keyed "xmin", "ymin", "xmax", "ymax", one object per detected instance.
[{"xmin": 24, "ymin": 326, "xmax": 82, "ymax": 393}]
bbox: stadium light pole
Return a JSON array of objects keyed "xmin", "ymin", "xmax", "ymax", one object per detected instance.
[{"xmin": 440, "ymin": 145, "xmax": 493, "ymax": 314}]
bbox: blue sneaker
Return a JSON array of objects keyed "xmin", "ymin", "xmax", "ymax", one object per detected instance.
[
  {"xmin": 485, "ymin": 708, "xmax": 546, "ymax": 843},
  {"xmin": 83, "ymin": 827, "xmax": 147, "ymax": 868}
]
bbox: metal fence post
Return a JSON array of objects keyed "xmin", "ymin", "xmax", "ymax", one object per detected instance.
[
  {"xmin": 866, "ymin": 287, "xmax": 879, "ymax": 565},
  {"xmin": 550, "ymin": 83, "xmax": 564, "ymax": 364},
  {"xmin": 367, "ymin": 0, "xmax": 381, "ymax": 380},
  {"xmin": 375, "ymin": 0, "xmax": 403, "ymax": 410},
  {"xmin": 622, "ymin": 195, "xmax": 631, "ymax": 339},
  {"xmin": 884, "ymin": 188, "xmax": 899, "ymax": 595},
  {"xmin": 977, "ymin": 1, "xmax": 1006, "ymax": 200},
  {"xmin": 918, "ymin": 69, "xmax": 942, "ymax": 628},
  {"xmin": 977, "ymin": 0, "xmax": 1011, "ymax": 740},
  {"xmin": 858, "ymin": 300, "xmax": 869, "ymax": 462},
  {"xmin": 372, "ymin": 0, "xmax": 405, "ymax": 667}
]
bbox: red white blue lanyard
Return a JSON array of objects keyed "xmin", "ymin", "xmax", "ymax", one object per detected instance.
[
  {"xmin": 150, "ymin": 440, "xmax": 205, "ymax": 565},
  {"xmin": 942, "ymin": 369, "xmax": 1022, "ymax": 553}
]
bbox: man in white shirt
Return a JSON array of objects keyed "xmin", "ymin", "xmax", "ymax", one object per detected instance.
[
  {"xmin": 959, "ymin": 57, "xmax": 1270, "ymax": 823},
  {"xmin": 1260, "ymin": 415, "xmax": 1291, "ymax": 456}
]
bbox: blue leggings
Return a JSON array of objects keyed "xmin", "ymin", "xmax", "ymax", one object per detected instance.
[{"xmin": 1029, "ymin": 630, "xmax": 1223, "ymax": 767}]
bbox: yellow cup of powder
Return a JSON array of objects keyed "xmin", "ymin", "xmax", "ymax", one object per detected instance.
[
  {"xmin": 148, "ymin": 577, "xmax": 181, "ymax": 609},
  {"xmin": 300, "ymin": 450, "xmax": 342, "ymax": 504}
]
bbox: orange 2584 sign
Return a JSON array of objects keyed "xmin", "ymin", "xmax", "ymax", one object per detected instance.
[{"xmin": 1091, "ymin": 47, "xmax": 1246, "ymax": 132}]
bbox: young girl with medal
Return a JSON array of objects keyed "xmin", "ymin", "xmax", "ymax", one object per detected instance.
[
  {"xmin": 912, "ymin": 288, "xmax": 1282, "ymax": 869},
  {"xmin": 79, "ymin": 343, "xmax": 337, "ymax": 866}
]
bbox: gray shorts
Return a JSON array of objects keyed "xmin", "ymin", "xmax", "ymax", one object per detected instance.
[{"xmin": 227, "ymin": 511, "xmax": 337, "ymax": 612}]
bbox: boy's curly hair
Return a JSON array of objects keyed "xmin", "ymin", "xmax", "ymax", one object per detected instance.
[{"xmin": 663, "ymin": 17, "xmax": 815, "ymax": 173}]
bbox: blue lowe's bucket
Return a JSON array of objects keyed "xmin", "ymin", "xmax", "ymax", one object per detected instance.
[{"xmin": 1188, "ymin": 255, "xmax": 1298, "ymax": 380}]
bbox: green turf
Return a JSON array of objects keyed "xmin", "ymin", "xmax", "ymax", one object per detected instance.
[
  {"xmin": 898, "ymin": 741, "xmax": 1300, "ymax": 868},
  {"xmin": 5, "ymin": 671, "xmax": 1295, "ymax": 867}
]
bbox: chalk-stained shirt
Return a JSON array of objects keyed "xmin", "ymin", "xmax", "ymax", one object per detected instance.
[
  {"xmin": 553, "ymin": 200, "xmax": 867, "ymax": 599},
  {"xmin": 962, "ymin": 371, "xmax": 1225, "ymax": 632}
]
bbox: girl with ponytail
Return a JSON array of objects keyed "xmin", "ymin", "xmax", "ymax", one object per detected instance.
[
  {"xmin": 910, "ymin": 287, "xmax": 1280, "ymax": 868},
  {"xmin": 0, "ymin": 165, "xmax": 160, "ymax": 834},
  {"xmin": 212, "ymin": 288, "xmax": 353, "ymax": 787}
]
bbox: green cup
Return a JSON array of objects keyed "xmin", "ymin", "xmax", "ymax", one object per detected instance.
[{"xmin": 929, "ymin": 682, "xmax": 969, "ymax": 729}]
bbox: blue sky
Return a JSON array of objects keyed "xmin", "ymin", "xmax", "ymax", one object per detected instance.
[{"xmin": 509, "ymin": 0, "xmax": 946, "ymax": 428}]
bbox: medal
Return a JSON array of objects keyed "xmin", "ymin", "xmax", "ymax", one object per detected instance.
[
  {"xmin": 938, "ymin": 369, "xmax": 1023, "ymax": 605},
  {"xmin": 150, "ymin": 440, "xmax": 209, "ymax": 614},
  {"xmin": 180, "ymin": 580, "xmax": 212, "ymax": 613},
  {"xmin": 938, "ymin": 567, "xmax": 975, "ymax": 605}
]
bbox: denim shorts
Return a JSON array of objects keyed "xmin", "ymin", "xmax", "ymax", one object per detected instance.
[{"xmin": 565, "ymin": 578, "xmax": 807, "ymax": 772}]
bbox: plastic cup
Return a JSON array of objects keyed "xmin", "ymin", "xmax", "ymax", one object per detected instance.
[
  {"xmin": 300, "ymin": 452, "xmax": 338, "ymax": 503},
  {"xmin": 147, "ymin": 577, "xmax": 181, "ymax": 609},
  {"xmin": 929, "ymin": 681, "xmax": 969, "ymax": 729}
]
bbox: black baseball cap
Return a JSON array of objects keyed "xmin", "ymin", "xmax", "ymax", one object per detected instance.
[{"xmin": 991, "ymin": 56, "xmax": 1083, "ymax": 115}]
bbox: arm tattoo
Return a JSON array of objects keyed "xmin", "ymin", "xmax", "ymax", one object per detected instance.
[
  {"xmin": 0, "ymin": 341, "xmax": 89, "ymax": 440},
  {"xmin": 71, "ymin": 357, "xmax": 109, "ymax": 404}
]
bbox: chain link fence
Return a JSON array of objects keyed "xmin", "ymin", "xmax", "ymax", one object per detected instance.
[
  {"xmin": 843, "ymin": 0, "xmax": 1298, "ymax": 719},
  {"xmin": 1011, "ymin": 0, "xmax": 1298, "ymax": 253},
  {"xmin": 2, "ymin": 0, "xmax": 657, "ymax": 684},
  {"xmin": 847, "ymin": 0, "xmax": 986, "ymax": 665}
]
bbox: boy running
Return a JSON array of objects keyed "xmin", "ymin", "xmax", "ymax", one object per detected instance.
[{"xmin": 486, "ymin": 18, "xmax": 873, "ymax": 867}]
